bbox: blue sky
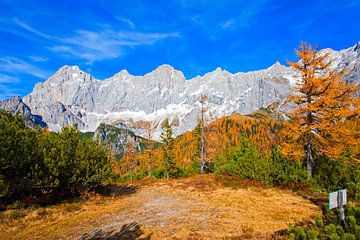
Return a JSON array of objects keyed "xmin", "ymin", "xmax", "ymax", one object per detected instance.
[{"xmin": 0, "ymin": 0, "xmax": 360, "ymax": 99}]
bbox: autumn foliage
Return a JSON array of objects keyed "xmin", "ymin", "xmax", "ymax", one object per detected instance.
[{"xmin": 281, "ymin": 42, "xmax": 360, "ymax": 178}]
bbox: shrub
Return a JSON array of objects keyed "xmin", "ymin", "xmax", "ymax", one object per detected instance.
[
  {"xmin": 290, "ymin": 205, "xmax": 360, "ymax": 240},
  {"xmin": 342, "ymin": 233, "xmax": 356, "ymax": 240},
  {"xmin": 0, "ymin": 111, "xmax": 111, "ymax": 205},
  {"xmin": 328, "ymin": 233, "xmax": 340, "ymax": 240},
  {"xmin": 214, "ymin": 140, "xmax": 271, "ymax": 184},
  {"xmin": 294, "ymin": 226, "xmax": 307, "ymax": 240},
  {"xmin": 315, "ymin": 216, "xmax": 323, "ymax": 228},
  {"xmin": 306, "ymin": 229, "xmax": 318, "ymax": 240},
  {"xmin": 270, "ymin": 147, "xmax": 308, "ymax": 186}
]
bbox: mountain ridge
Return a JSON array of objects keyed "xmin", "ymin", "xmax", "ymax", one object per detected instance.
[{"xmin": 2, "ymin": 41, "xmax": 358, "ymax": 139}]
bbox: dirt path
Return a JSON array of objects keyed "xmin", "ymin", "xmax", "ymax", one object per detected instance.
[{"xmin": 1, "ymin": 175, "xmax": 321, "ymax": 239}]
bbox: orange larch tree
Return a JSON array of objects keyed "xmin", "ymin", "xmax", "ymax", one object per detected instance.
[
  {"xmin": 282, "ymin": 42, "xmax": 360, "ymax": 179},
  {"xmin": 124, "ymin": 136, "xmax": 136, "ymax": 180}
]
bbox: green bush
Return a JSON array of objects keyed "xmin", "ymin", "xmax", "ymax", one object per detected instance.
[
  {"xmin": 269, "ymin": 147, "xmax": 308, "ymax": 186},
  {"xmin": 290, "ymin": 205, "xmax": 360, "ymax": 240},
  {"xmin": 342, "ymin": 233, "xmax": 356, "ymax": 240},
  {"xmin": 0, "ymin": 110, "xmax": 111, "ymax": 205},
  {"xmin": 214, "ymin": 141, "xmax": 309, "ymax": 186},
  {"xmin": 306, "ymin": 229, "xmax": 318, "ymax": 240},
  {"xmin": 290, "ymin": 233, "xmax": 296, "ymax": 240},
  {"xmin": 315, "ymin": 216, "xmax": 324, "ymax": 228},
  {"xmin": 312, "ymin": 156, "xmax": 360, "ymax": 194},
  {"xmin": 295, "ymin": 226, "xmax": 307, "ymax": 240},
  {"xmin": 328, "ymin": 233, "xmax": 340, "ymax": 240},
  {"xmin": 346, "ymin": 215, "xmax": 357, "ymax": 234},
  {"xmin": 335, "ymin": 225, "xmax": 345, "ymax": 237},
  {"xmin": 214, "ymin": 140, "xmax": 272, "ymax": 184}
]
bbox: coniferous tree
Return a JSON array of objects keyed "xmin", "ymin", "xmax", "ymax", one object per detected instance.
[
  {"xmin": 160, "ymin": 118, "xmax": 176, "ymax": 178},
  {"xmin": 124, "ymin": 137, "xmax": 136, "ymax": 180},
  {"xmin": 145, "ymin": 121, "xmax": 153, "ymax": 140},
  {"xmin": 199, "ymin": 94, "xmax": 208, "ymax": 173},
  {"xmin": 0, "ymin": 110, "xmax": 41, "ymax": 199},
  {"xmin": 0, "ymin": 111, "xmax": 111, "ymax": 204},
  {"xmin": 282, "ymin": 42, "xmax": 360, "ymax": 179},
  {"xmin": 193, "ymin": 118, "xmax": 202, "ymax": 169}
]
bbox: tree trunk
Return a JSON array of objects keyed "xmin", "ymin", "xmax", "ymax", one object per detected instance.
[
  {"xmin": 306, "ymin": 141, "xmax": 314, "ymax": 179},
  {"xmin": 200, "ymin": 160, "xmax": 205, "ymax": 174},
  {"xmin": 305, "ymin": 92, "xmax": 314, "ymax": 179},
  {"xmin": 148, "ymin": 152, "xmax": 151, "ymax": 177},
  {"xmin": 130, "ymin": 164, "xmax": 133, "ymax": 180}
]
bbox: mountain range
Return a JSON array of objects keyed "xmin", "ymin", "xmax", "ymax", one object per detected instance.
[{"xmin": 2, "ymin": 41, "xmax": 360, "ymax": 139}]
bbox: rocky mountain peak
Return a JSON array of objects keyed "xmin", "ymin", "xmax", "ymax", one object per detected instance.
[
  {"xmin": 145, "ymin": 64, "xmax": 185, "ymax": 84},
  {"xmin": 56, "ymin": 65, "xmax": 81, "ymax": 73},
  {"xmin": 265, "ymin": 61, "xmax": 289, "ymax": 76},
  {"xmin": 112, "ymin": 69, "xmax": 131, "ymax": 80},
  {"xmin": 17, "ymin": 41, "xmax": 360, "ymax": 139},
  {"xmin": 354, "ymin": 41, "xmax": 360, "ymax": 53},
  {"xmin": 48, "ymin": 65, "xmax": 94, "ymax": 84},
  {"xmin": 0, "ymin": 95, "xmax": 47, "ymax": 128},
  {"xmin": 10, "ymin": 95, "xmax": 22, "ymax": 102},
  {"xmin": 268, "ymin": 61, "xmax": 283, "ymax": 69},
  {"xmin": 155, "ymin": 64, "xmax": 175, "ymax": 72}
]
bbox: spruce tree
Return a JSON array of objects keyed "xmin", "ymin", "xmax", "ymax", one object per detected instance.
[
  {"xmin": 160, "ymin": 118, "xmax": 176, "ymax": 178},
  {"xmin": 193, "ymin": 118, "xmax": 202, "ymax": 170}
]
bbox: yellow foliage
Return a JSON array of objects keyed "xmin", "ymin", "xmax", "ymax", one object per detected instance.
[{"xmin": 281, "ymin": 42, "xmax": 360, "ymax": 162}]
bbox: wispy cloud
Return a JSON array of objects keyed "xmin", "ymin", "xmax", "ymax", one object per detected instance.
[
  {"xmin": 220, "ymin": 18, "xmax": 236, "ymax": 29},
  {"xmin": 13, "ymin": 18, "xmax": 53, "ymax": 40},
  {"xmin": 50, "ymin": 29, "xmax": 180, "ymax": 64},
  {"xmin": 28, "ymin": 56, "xmax": 49, "ymax": 62},
  {"xmin": 0, "ymin": 73, "xmax": 20, "ymax": 83},
  {"xmin": 229, "ymin": 0, "xmax": 269, "ymax": 29},
  {"xmin": 0, "ymin": 57, "xmax": 51, "ymax": 79},
  {"xmin": 117, "ymin": 17, "xmax": 136, "ymax": 29},
  {"xmin": 185, "ymin": 0, "xmax": 269, "ymax": 35},
  {"xmin": 0, "ymin": 84, "xmax": 25, "ymax": 99},
  {"xmin": 7, "ymin": 19, "xmax": 179, "ymax": 64}
]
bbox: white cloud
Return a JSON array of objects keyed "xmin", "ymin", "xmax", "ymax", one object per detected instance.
[
  {"xmin": 0, "ymin": 57, "xmax": 51, "ymax": 79},
  {"xmin": 0, "ymin": 73, "xmax": 20, "ymax": 83},
  {"xmin": 6, "ymin": 19, "xmax": 180, "ymax": 64},
  {"xmin": 28, "ymin": 56, "xmax": 49, "ymax": 62},
  {"xmin": 0, "ymin": 84, "xmax": 24, "ymax": 99},
  {"xmin": 13, "ymin": 18, "xmax": 53, "ymax": 40},
  {"xmin": 220, "ymin": 18, "xmax": 236, "ymax": 29},
  {"xmin": 117, "ymin": 17, "xmax": 136, "ymax": 29},
  {"xmin": 50, "ymin": 29, "xmax": 180, "ymax": 64}
]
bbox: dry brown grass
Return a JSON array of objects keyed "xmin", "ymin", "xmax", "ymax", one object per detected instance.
[{"xmin": 0, "ymin": 174, "xmax": 321, "ymax": 240}]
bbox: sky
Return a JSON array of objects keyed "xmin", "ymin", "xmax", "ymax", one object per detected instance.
[{"xmin": 0, "ymin": 0, "xmax": 360, "ymax": 99}]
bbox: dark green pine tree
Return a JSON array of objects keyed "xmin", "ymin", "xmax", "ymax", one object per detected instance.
[
  {"xmin": 192, "ymin": 118, "xmax": 202, "ymax": 170},
  {"xmin": 160, "ymin": 118, "xmax": 177, "ymax": 178}
]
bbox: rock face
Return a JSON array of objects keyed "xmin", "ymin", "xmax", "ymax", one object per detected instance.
[
  {"xmin": 36, "ymin": 102, "xmax": 85, "ymax": 132},
  {"xmin": 22, "ymin": 42, "xmax": 360, "ymax": 139},
  {"xmin": 93, "ymin": 123, "xmax": 141, "ymax": 158},
  {"xmin": 0, "ymin": 96, "xmax": 47, "ymax": 128}
]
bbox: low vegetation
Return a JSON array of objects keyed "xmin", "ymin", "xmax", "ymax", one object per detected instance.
[{"xmin": 0, "ymin": 110, "xmax": 111, "ymax": 207}]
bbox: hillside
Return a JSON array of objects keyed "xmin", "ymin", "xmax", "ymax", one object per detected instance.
[{"xmin": 117, "ymin": 109, "xmax": 284, "ymax": 178}]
